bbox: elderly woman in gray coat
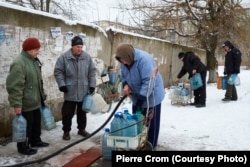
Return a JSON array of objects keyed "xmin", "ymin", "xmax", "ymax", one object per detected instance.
[
  {"xmin": 115, "ymin": 43, "xmax": 165, "ymax": 150},
  {"xmin": 54, "ymin": 36, "xmax": 96, "ymax": 140}
]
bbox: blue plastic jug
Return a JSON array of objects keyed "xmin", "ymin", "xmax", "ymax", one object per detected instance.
[
  {"xmin": 12, "ymin": 114, "xmax": 27, "ymax": 142},
  {"xmin": 102, "ymin": 128, "xmax": 112, "ymax": 160},
  {"xmin": 110, "ymin": 113, "xmax": 123, "ymax": 136},
  {"xmin": 134, "ymin": 110, "xmax": 145, "ymax": 135},
  {"xmin": 40, "ymin": 106, "xmax": 56, "ymax": 130},
  {"xmin": 82, "ymin": 93, "xmax": 93, "ymax": 112},
  {"xmin": 180, "ymin": 88, "xmax": 189, "ymax": 96},
  {"xmin": 123, "ymin": 115, "xmax": 137, "ymax": 137}
]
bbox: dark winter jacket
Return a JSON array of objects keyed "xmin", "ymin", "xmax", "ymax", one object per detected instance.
[
  {"xmin": 223, "ymin": 41, "xmax": 242, "ymax": 74},
  {"xmin": 54, "ymin": 49, "xmax": 96, "ymax": 102},
  {"xmin": 6, "ymin": 51, "xmax": 46, "ymax": 111},
  {"xmin": 177, "ymin": 52, "xmax": 206, "ymax": 79}
]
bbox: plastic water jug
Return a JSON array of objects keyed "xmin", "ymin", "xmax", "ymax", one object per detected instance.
[
  {"xmin": 12, "ymin": 114, "xmax": 27, "ymax": 142},
  {"xmin": 108, "ymin": 70, "xmax": 118, "ymax": 85},
  {"xmin": 123, "ymin": 115, "xmax": 137, "ymax": 137},
  {"xmin": 110, "ymin": 113, "xmax": 123, "ymax": 136},
  {"xmin": 122, "ymin": 108, "xmax": 131, "ymax": 119},
  {"xmin": 82, "ymin": 93, "xmax": 93, "ymax": 112},
  {"xmin": 102, "ymin": 128, "xmax": 112, "ymax": 160},
  {"xmin": 40, "ymin": 106, "xmax": 56, "ymax": 130},
  {"xmin": 180, "ymin": 88, "xmax": 189, "ymax": 96},
  {"xmin": 134, "ymin": 110, "xmax": 145, "ymax": 135},
  {"xmin": 90, "ymin": 93, "xmax": 108, "ymax": 114}
]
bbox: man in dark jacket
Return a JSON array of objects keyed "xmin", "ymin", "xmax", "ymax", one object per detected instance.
[
  {"xmin": 221, "ymin": 40, "xmax": 242, "ymax": 101},
  {"xmin": 54, "ymin": 36, "xmax": 96, "ymax": 140},
  {"xmin": 175, "ymin": 52, "xmax": 207, "ymax": 108}
]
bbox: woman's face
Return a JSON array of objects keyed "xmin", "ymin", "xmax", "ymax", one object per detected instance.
[{"xmin": 119, "ymin": 58, "xmax": 131, "ymax": 66}]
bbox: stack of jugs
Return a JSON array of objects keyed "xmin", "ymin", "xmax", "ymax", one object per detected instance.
[
  {"xmin": 134, "ymin": 109, "xmax": 145, "ymax": 135},
  {"xmin": 101, "ymin": 128, "xmax": 112, "ymax": 160},
  {"xmin": 110, "ymin": 112, "xmax": 123, "ymax": 136},
  {"xmin": 122, "ymin": 108, "xmax": 137, "ymax": 137},
  {"xmin": 12, "ymin": 114, "xmax": 27, "ymax": 142}
]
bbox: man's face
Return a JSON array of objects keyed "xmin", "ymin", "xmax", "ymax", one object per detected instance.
[
  {"xmin": 223, "ymin": 46, "xmax": 230, "ymax": 52},
  {"xmin": 72, "ymin": 45, "xmax": 83, "ymax": 55}
]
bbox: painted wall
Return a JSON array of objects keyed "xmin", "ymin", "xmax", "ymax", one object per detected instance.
[{"xmin": 0, "ymin": 4, "xmax": 206, "ymax": 139}]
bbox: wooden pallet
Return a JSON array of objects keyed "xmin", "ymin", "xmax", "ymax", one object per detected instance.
[{"xmin": 63, "ymin": 146, "xmax": 102, "ymax": 167}]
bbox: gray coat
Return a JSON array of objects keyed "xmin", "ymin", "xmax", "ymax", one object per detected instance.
[{"xmin": 54, "ymin": 49, "xmax": 96, "ymax": 102}]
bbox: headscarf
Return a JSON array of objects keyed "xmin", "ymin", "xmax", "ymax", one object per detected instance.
[{"xmin": 115, "ymin": 44, "xmax": 134, "ymax": 65}]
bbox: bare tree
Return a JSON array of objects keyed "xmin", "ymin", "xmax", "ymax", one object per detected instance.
[
  {"xmin": 121, "ymin": 0, "xmax": 250, "ymax": 83},
  {"xmin": 3, "ymin": 0, "xmax": 91, "ymax": 21}
]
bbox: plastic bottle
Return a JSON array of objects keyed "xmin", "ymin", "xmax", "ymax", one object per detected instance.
[
  {"xmin": 110, "ymin": 113, "xmax": 123, "ymax": 136},
  {"xmin": 180, "ymin": 88, "xmax": 189, "ymax": 96},
  {"xmin": 102, "ymin": 128, "xmax": 112, "ymax": 160},
  {"xmin": 123, "ymin": 115, "xmax": 137, "ymax": 137},
  {"xmin": 134, "ymin": 110, "xmax": 145, "ymax": 135},
  {"xmin": 12, "ymin": 114, "xmax": 27, "ymax": 142},
  {"xmin": 122, "ymin": 108, "xmax": 131, "ymax": 119},
  {"xmin": 82, "ymin": 93, "xmax": 93, "ymax": 112},
  {"xmin": 40, "ymin": 106, "xmax": 56, "ymax": 130}
]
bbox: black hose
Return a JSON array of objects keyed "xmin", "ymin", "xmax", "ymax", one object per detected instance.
[{"xmin": 5, "ymin": 95, "xmax": 127, "ymax": 167}]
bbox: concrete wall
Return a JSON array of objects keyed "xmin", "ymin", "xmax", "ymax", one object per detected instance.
[{"xmin": 0, "ymin": 4, "xmax": 206, "ymax": 139}]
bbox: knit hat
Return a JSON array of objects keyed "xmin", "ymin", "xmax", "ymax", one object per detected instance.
[
  {"xmin": 222, "ymin": 40, "xmax": 234, "ymax": 49},
  {"xmin": 178, "ymin": 52, "xmax": 185, "ymax": 59},
  {"xmin": 22, "ymin": 37, "xmax": 41, "ymax": 51},
  {"xmin": 115, "ymin": 44, "xmax": 134, "ymax": 65},
  {"xmin": 71, "ymin": 36, "xmax": 83, "ymax": 46}
]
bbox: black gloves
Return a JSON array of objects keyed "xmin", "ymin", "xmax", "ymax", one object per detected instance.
[
  {"xmin": 136, "ymin": 95, "xmax": 146, "ymax": 109},
  {"xmin": 223, "ymin": 71, "xmax": 227, "ymax": 75},
  {"xmin": 59, "ymin": 86, "xmax": 68, "ymax": 93},
  {"xmin": 88, "ymin": 87, "xmax": 95, "ymax": 95}
]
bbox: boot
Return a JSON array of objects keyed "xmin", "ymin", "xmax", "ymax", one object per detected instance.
[
  {"xmin": 63, "ymin": 131, "xmax": 70, "ymax": 140},
  {"xmin": 78, "ymin": 129, "xmax": 90, "ymax": 137}
]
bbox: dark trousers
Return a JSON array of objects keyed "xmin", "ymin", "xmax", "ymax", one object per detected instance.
[
  {"xmin": 61, "ymin": 100, "xmax": 87, "ymax": 132},
  {"xmin": 17, "ymin": 109, "xmax": 41, "ymax": 150},
  {"xmin": 133, "ymin": 103, "xmax": 161, "ymax": 148},
  {"xmin": 193, "ymin": 70, "xmax": 207, "ymax": 105},
  {"xmin": 225, "ymin": 74, "xmax": 238, "ymax": 99}
]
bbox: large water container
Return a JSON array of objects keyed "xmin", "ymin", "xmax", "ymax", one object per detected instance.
[
  {"xmin": 110, "ymin": 113, "xmax": 123, "ymax": 136},
  {"xmin": 12, "ymin": 114, "xmax": 27, "ymax": 142},
  {"xmin": 82, "ymin": 93, "xmax": 93, "ymax": 112},
  {"xmin": 40, "ymin": 106, "xmax": 56, "ymax": 130},
  {"xmin": 102, "ymin": 128, "xmax": 112, "ymax": 160},
  {"xmin": 108, "ymin": 70, "xmax": 118, "ymax": 85},
  {"xmin": 134, "ymin": 110, "xmax": 145, "ymax": 135},
  {"xmin": 122, "ymin": 108, "xmax": 131, "ymax": 119},
  {"xmin": 123, "ymin": 115, "xmax": 137, "ymax": 137},
  {"xmin": 180, "ymin": 88, "xmax": 189, "ymax": 96}
]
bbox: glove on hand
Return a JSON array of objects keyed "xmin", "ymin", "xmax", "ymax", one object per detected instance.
[
  {"xmin": 136, "ymin": 95, "xmax": 146, "ymax": 109},
  {"xmin": 223, "ymin": 71, "xmax": 227, "ymax": 75},
  {"xmin": 59, "ymin": 86, "xmax": 68, "ymax": 93},
  {"xmin": 88, "ymin": 87, "xmax": 95, "ymax": 95}
]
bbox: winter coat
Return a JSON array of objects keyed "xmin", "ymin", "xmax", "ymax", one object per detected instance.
[
  {"xmin": 6, "ymin": 51, "xmax": 46, "ymax": 112},
  {"xmin": 177, "ymin": 52, "xmax": 206, "ymax": 79},
  {"xmin": 54, "ymin": 49, "xmax": 96, "ymax": 102},
  {"xmin": 223, "ymin": 41, "xmax": 242, "ymax": 74},
  {"xmin": 119, "ymin": 48, "xmax": 165, "ymax": 108}
]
